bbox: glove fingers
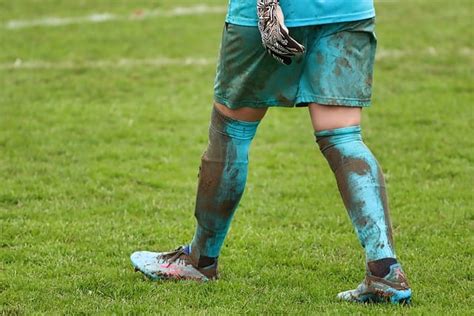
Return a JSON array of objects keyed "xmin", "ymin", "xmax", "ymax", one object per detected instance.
[
  {"xmin": 268, "ymin": 49, "xmax": 292, "ymax": 65},
  {"xmin": 265, "ymin": 33, "xmax": 302, "ymax": 56},
  {"xmin": 278, "ymin": 26, "xmax": 305, "ymax": 54},
  {"xmin": 268, "ymin": 42, "xmax": 296, "ymax": 56},
  {"xmin": 263, "ymin": 26, "xmax": 305, "ymax": 56},
  {"xmin": 285, "ymin": 37, "xmax": 305, "ymax": 54},
  {"xmin": 267, "ymin": 40, "xmax": 303, "ymax": 59}
]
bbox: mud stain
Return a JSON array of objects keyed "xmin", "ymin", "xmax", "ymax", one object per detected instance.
[
  {"xmin": 193, "ymin": 108, "xmax": 250, "ymax": 257},
  {"xmin": 378, "ymin": 168, "xmax": 394, "ymax": 249},
  {"xmin": 337, "ymin": 57, "xmax": 352, "ymax": 69},
  {"xmin": 316, "ymin": 52, "xmax": 325, "ymax": 65},
  {"xmin": 195, "ymin": 109, "xmax": 242, "ymax": 221},
  {"xmin": 317, "ymin": 136, "xmax": 395, "ymax": 255}
]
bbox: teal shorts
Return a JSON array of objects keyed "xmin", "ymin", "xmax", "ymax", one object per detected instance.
[{"xmin": 214, "ymin": 18, "xmax": 377, "ymax": 109}]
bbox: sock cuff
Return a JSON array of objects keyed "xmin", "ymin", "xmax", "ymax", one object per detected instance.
[
  {"xmin": 212, "ymin": 107, "xmax": 260, "ymax": 140},
  {"xmin": 314, "ymin": 125, "xmax": 361, "ymax": 138},
  {"xmin": 315, "ymin": 125, "xmax": 362, "ymax": 152}
]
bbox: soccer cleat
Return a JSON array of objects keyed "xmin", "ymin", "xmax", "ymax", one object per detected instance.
[
  {"xmin": 337, "ymin": 263, "xmax": 412, "ymax": 304},
  {"xmin": 130, "ymin": 246, "xmax": 218, "ymax": 281}
]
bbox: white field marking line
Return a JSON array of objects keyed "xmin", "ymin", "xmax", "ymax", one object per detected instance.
[
  {"xmin": 1, "ymin": 48, "xmax": 472, "ymax": 70},
  {"xmin": 0, "ymin": 57, "xmax": 215, "ymax": 70},
  {"xmin": 5, "ymin": 4, "xmax": 227, "ymax": 29}
]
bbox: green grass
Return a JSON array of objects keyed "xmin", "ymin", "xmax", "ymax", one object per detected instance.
[{"xmin": 1, "ymin": 0, "xmax": 473, "ymax": 314}]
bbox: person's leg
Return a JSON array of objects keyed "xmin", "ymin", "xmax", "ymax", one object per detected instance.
[
  {"xmin": 309, "ymin": 103, "xmax": 395, "ymax": 263},
  {"xmin": 130, "ymin": 103, "xmax": 267, "ymax": 281},
  {"xmin": 190, "ymin": 103, "xmax": 267, "ymax": 266},
  {"xmin": 309, "ymin": 103, "xmax": 411, "ymax": 303}
]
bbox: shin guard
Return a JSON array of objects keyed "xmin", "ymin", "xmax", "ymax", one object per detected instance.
[
  {"xmin": 316, "ymin": 126, "xmax": 396, "ymax": 261},
  {"xmin": 191, "ymin": 107, "xmax": 259, "ymax": 260}
]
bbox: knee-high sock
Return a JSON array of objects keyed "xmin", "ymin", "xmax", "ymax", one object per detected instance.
[
  {"xmin": 316, "ymin": 126, "xmax": 396, "ymax": 261},
  {"xmin": 191, "ymin": 107, "xmax": 259, "ymax": 260}
]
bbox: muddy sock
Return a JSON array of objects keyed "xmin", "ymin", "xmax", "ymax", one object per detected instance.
[
  {"xmin": 367, "ymin": 257, "xmax": 398, "ymax": 277},
  {"xmin": 183, "ymin": 245, "xmax": 217, "ymax": 267},
  {"xmin": 316, "ymin": 125, "xmax": 396, "ymax": 262},
  {"xmin": 190, "ymin": 107, "xmax": 260, "ymax": 260}
]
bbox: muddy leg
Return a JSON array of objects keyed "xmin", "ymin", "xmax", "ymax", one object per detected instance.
[
  {"xmin": 190, "ymin": 104, "xmax": 265, "ymax": 265},
  {"xmin": 309, "ymin": 103, "xmax": 397, "ymax": 276}
]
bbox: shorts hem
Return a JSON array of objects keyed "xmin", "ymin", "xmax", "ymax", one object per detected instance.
[
  {"xmin": 296, "ymin": 95, "xmax": 371, "ymax": 107},
  {"xmin": 214, "ymin": 94, "xmax": 371, "ymax": 109},
  {"xmin": 214, "ymin": 95, "xmax": 291, "ymax": 109}
]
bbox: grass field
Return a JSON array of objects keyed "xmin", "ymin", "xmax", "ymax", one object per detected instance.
[{"xmin": 1, "ymin": 0, "xmax": 473, "ymax": 314}]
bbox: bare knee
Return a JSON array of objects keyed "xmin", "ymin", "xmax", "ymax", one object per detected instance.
[
  {"xmin": 214, "ymin": 102, "xmax": 267, "ymax": 122},
  {"xmin": 308, "ymin": 103, "xmax": 362, "ymax": 131}
]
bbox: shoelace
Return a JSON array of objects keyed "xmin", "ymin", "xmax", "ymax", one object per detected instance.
[{"xmin": 164, "ymin": 246, "xmax": 187, "ymax": 268}]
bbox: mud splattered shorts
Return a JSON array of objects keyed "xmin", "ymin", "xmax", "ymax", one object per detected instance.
[{"xmin": 214, "ymin": 18, "xmax": 377, "ymax": 109}]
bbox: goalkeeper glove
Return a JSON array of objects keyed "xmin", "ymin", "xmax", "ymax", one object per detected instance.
[{"xmin": 257, "ymin": 0, "xmax": 305, "ymax": 65}]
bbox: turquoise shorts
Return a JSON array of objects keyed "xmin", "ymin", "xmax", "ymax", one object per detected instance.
[{"xmin": 214, "ymin": 18, "xmax": 377, "ymax": 109}]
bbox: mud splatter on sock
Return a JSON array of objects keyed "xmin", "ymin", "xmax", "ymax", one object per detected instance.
[
  {"xmin": 191, "ymin": 107, "xmax": 260, "ymax": 260},
  {"xmin": 316, "ymin": 125, "xmax": 396, "ymax": 262},
  {"xmin": 368, "ymin": 257, "xmax": 398, "ymax": 277}
]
